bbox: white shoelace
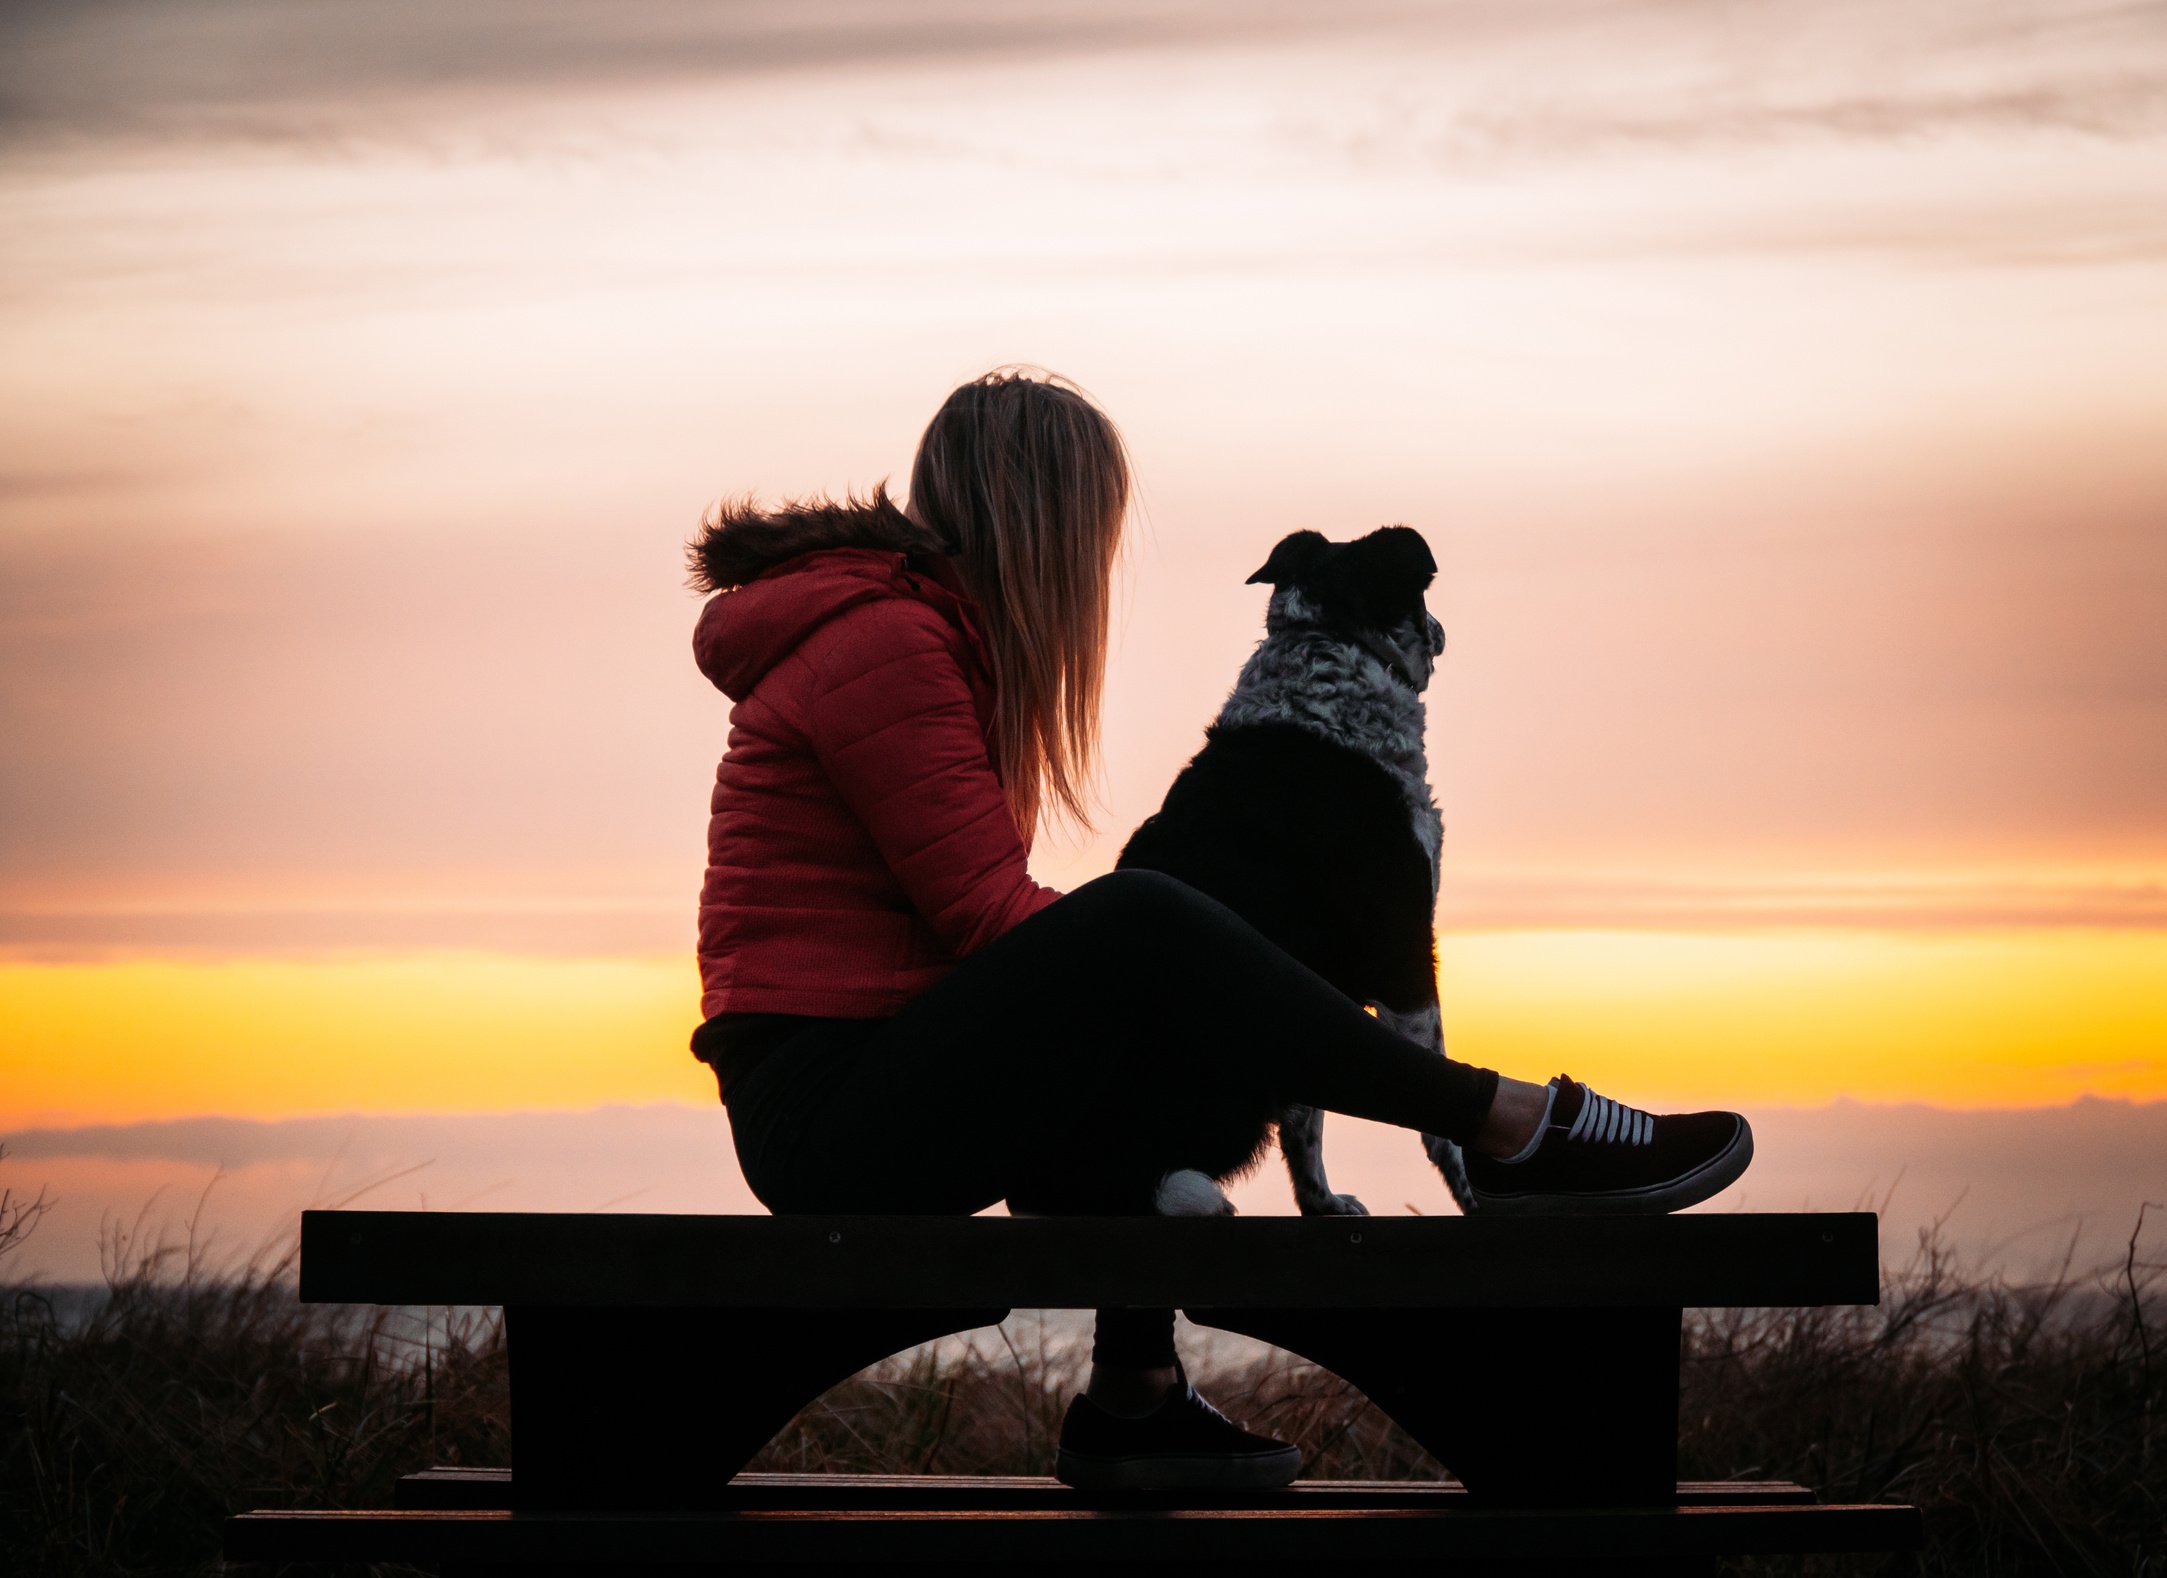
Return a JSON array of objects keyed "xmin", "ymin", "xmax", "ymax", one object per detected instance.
[{"xmin": 1565, "ymin": 1086, "xmax": 1655, "ymax": 1147}]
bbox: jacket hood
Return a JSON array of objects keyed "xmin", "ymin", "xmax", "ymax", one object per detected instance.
[
  {"xmin": 689, "ymin": 484, "xmax": 959, "ymax": 593},
  {"xmin": 688, "ymin": 491, "xmax": 982, "ymax": 701}
]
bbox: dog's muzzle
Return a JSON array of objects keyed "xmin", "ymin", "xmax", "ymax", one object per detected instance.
[
  {"xmin": 1363, "ymin": 620, "xmax": 1443, "ymax": 692},
  {"xmin": 1397, "ymin": 616, "xmax": 1445, "ymax": 692}
]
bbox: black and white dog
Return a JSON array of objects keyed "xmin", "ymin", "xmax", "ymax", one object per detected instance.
[{"xmin": 1117, "ymin": 525, "xmax": 1473, "ymax": 1217}]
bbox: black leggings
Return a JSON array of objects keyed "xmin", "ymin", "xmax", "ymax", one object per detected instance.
[{"xmin": 718, "ymin": 870, "xmax": 1499, "ymax": 1367}]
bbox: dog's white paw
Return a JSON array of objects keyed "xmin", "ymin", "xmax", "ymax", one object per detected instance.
[
  {"xmin": 1155, "ymin": 1169, "xmax": 1236, "ymax": 1217},
  {"xmin": 1298, "ymin": 1191, "xmax": 1370, "ymax": 1217}
]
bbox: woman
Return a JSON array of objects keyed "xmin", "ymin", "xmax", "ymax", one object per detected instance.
[{"xmin": 687, "ymin": 368, "xmax": 1752, "ymax": 1490}]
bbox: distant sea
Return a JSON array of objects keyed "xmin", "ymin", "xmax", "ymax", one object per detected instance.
[{"xmin": 4, "ymin": 1098, "xmax": 2161, "ymax": 1286}]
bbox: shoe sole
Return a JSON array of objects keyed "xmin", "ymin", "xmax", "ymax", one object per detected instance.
[
  {"xmin": 1054, "ymin": 1444, "xmax": 1303, "ymax": 1491},
  {"xmin": 1469, "ymin": 1120, "xmax": 1755, "ymax": 1217}
]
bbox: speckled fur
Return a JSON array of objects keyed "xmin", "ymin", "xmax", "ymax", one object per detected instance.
[{"xmin": 1217, "ymin": 591, "xmax": 1446, "ymax": 895}]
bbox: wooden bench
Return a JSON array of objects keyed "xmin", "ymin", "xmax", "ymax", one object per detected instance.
[{"xmin": 224, "ymin": 1209, "xmax": 1923, "ymax": 1573}]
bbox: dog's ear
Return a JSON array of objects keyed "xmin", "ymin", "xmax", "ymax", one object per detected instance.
[
  {"xmin": 1368, "ymin": 525, "xmax": 1437, "ymax": 587},
  {"xmin": 1246, "ymin": 530, "xmax": 1331, "ymax": 587}
]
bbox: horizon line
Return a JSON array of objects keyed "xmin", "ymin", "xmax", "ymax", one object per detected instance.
[{"xmin": 9, "ymin": 1089, "xmax": 2165, "ymax": 1144}]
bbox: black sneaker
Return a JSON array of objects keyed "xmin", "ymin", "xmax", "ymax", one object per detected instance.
[
  {"xmin": 1054, "ymin": 1364, "xmax": 1302, "ymax": 1491},
  {"xmin": 1462, "ymin": 1075, "xmax": 1753, "ymax": 1215}
]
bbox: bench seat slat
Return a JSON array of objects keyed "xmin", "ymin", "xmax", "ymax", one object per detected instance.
[
  {"xmin": 227, "ymin": 1503, "xmax": 1924, "ymax": 1564},
  {"xmin": 300, "ymin": 1210, "xmax": 1878, "ymax": 1310},
  {"xmin": 394, "ymin": 1468, "xmax": 1820, "ymax": 1510}
]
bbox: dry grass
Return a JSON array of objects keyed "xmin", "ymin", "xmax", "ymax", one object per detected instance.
[
  {"xmin": 1678, "ymin": 1208, "xmax": 2166, "ymax": 1576},
  {"xmin": 0, "ymin": 1182, "xmax": 2158, "ymax": 1576},
  {"xmin": 0, "ymin": 1166, "xmax": 509, "ymax": 1577}
]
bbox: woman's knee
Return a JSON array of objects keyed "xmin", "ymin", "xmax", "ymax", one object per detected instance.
[{"xmin": 1061, "ymin": 869, "xmax": 1222, "ymax": 948}]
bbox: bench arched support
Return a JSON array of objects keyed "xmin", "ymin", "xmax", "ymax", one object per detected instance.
[
  {"xmin": 1186, "ymin": 1305, "xmax": 1683, "ymax": 1506},
  {"xmin": 506, "ymin": 1304, "xmax": 1009, "ymax": 1509}
]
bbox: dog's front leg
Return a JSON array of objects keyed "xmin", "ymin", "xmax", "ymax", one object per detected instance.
[
  {"xmin": 1280, "ymin": 1103, "xmax": 1369, "ymax": 1216},
  {"xmin": 1374, "ymin": 998, "xmax": 1480, "ymax": 1215}
]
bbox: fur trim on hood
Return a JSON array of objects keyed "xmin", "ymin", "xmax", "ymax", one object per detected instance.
[{"xmin": 685, "ymin": 485, "xmax": 953, "ymax": 593}]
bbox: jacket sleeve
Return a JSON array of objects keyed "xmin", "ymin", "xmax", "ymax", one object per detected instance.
[{"xmin": 800, "ymin": 598, "xmax": 1062, "ymax": 956}]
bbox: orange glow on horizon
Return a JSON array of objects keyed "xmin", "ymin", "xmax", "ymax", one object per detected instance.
[
  {"xmin": 4, "ymin": 931, "xmax": 2162, "ymax": 1130},
  {"xmin": 1438, "ymin": 930, "xmax": 2167, "ymax": 1110},
  {"xmin": 2, "ymin": 956, "xmax": 713, "ymax": 1128}
]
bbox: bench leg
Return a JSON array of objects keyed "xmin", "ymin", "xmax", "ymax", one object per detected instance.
[
  {"xmin": 1187, "ymin": 1305, "xmax": 1682, "ymax": 1506},
  {"xmin": 505, "ymin": 1304, "xmax": 1008, "ymax": 1508}
]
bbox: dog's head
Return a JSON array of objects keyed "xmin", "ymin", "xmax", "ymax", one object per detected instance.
[{"xmin": 1245, "ymin": 526, "xmax": 1445, "ymax": 691}]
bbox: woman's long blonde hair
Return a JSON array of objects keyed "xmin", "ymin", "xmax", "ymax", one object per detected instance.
[{"xmin": 909, "ymin": 369, "xmax": 1129, "ymax": 844}]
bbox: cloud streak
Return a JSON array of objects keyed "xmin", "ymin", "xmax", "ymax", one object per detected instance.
[
  {"xmin": 1307, "ymin": 75, "xmax": 2167, "ymax": 182},
  {"xmin": 1435, "ymin": 875, "xmax": 2167, "ymax": 936},
  {"xmin": 0, "ymin": 0, "xmax": 1360, "ymax": 150},
  {"xmin": 3, "ymin": 874, "xmax": 2164, "ymax": 962},
  {"xmin": 5, "ymin": 0, "xmax": 2162, "ymax": 161}
]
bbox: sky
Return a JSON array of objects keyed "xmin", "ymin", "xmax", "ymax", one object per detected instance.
[{"xmin": 2, "ymin": 1, "xmax": 2164, "ymax": 1258}]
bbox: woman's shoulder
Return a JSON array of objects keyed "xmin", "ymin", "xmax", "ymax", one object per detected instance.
[
  {"xmin": 695, "ymin": 547, "xmax": 975, "ymax": 703},
  {"xmin": 796, "ymin": 573, "xmax": 973, "ymax": 679}
]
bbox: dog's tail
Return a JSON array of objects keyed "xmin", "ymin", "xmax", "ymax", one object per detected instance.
[{"xmin": 1154, "ymin": 1169, "xmax": 1236, "ymax": 1217}]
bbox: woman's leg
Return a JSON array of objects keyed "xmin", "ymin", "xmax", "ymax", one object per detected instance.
[{"xmin": 741, "ymin": 869, "xmax": 1501, "ymax": 1217}]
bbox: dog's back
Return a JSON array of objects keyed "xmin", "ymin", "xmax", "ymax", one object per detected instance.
[{"xmin": 1117, "ymin": 719, "xmax": 1436, "ymax": 1014}]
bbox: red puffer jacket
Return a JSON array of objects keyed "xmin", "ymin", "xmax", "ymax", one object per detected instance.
[{"xmin": 689, "ymin": 496, "xmax": 1061, "ymax": 1019}]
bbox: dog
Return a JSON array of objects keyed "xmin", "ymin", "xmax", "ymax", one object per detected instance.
[{"xmin": 1117, "ymin": 525, "xmax": 1474, "ymax": 1217}]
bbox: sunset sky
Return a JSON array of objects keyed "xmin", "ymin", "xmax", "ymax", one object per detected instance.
[{"xmin": 4, "ymin": 0, "xmax": 2164, "ymax": 1247}]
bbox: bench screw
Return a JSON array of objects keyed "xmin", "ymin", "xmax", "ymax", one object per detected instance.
[
  {"xmin": 1349, "ymin": 1232, "xmax": 1363, "ymax": 1244},
  {"xmin": 828, "ymin": 1231, "xmax": 842, "ymax": 1244}
]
